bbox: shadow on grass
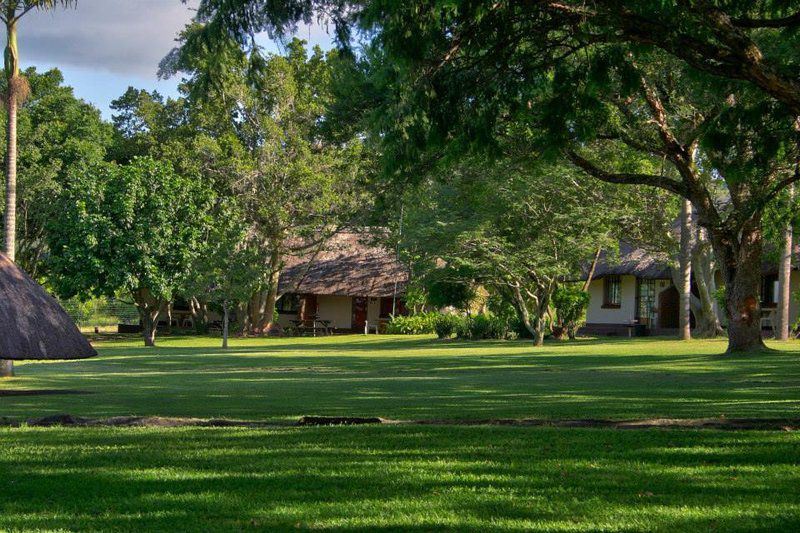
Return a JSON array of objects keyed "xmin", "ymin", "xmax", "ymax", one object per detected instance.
[
  {"xmin": 3, "ymin": 336, "xmax": 799, "ymax": 422},
  {"xmin": 0, "ymin": 426, "xmax": 798, "ymax": 531}
]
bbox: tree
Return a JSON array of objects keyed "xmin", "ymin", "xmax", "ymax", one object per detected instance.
[
  {"xmin": 164, "ymin": 33, "xmax": 367, "ymax": 334},
  {"xmin": 177, "ymin": 1, "xmax": 800, "ymax": 353},
  {"xmin": 366, "ymin": 8, "xmax": 797, "ymax": 353},
  {"xmin": 47, "ymin": 157, "xmax": 212, "ymax": 346},
  {"xmin": 0, "ymin": 67, "xmax": 112, "ymax": 278},
  {"xmin": 183, "ymin": 199, "xmax": 262, "ymax": 348},
  {"xmin": 181, "ymin": 1, "xmax": 800, "ymax": 113},
  {"xmin": 398, "ymin": 157, "xmax": 620, "ymax": 346},
  {"xmin": 679, "ymin": 200, "xmax": 693, "ymax": 341},
  {"xmin": 764, "ymin": 184, "xmax": 799, "ymax": 340}
]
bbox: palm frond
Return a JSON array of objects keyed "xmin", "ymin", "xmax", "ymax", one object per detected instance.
[{"xmin": 0, "ymin": 0, "xmax": 77, "ymax": 23}]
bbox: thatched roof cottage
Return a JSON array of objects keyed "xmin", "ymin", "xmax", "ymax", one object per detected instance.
[
  {"xmin": 582, "ymin": 242, "xmax": 800, "ymax": 336},
  {"xmin": 277, "ymin": 232, "xmax": 409, "ymax": 332}
]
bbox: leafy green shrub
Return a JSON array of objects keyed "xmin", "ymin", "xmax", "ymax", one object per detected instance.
[
  {"xmin": 552, "ymin": 286, "xmax": 590, "ymax": 340},
  {"xmin": 433, "ymin": 314, "xmax": 460, "ymax": 339},
  {"xmin": 469, "ymin": 314, "xmax": 492, "ymax": 339},
  {"xmin": 714, "ymin": 286, "xmax": 727, "ymax": 314},
  {"xmin": 386, "ymin": 312, "xmax": 438, "ymax": 335},
  {"xmin": 454, "ymin": 315, "xmax": 473, "ymax": 339},
  {"xmin": 452, "ymin": 313, "xmax": 510, "ymax": 340},
  {"xmin": 469, "ymin": 313, "xmax": 509, "ymax": 340},
  {"xmin": 426, "ymin": 278, "xmax": 476, "ymax": 310}
]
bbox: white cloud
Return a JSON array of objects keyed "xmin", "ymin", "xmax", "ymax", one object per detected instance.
[{"xmin": 17, "ymin": 0, "xmax": 199, "ymax": 78}]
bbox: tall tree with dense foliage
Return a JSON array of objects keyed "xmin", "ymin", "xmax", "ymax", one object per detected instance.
[
  {"xmin": 185, "ymin": 0, "xmax": 800, "ymax": 353},
  {"xmin": 0, "ymin": 67, "xmax": 112, "ymax": 277},
  {"xmin": 163, "ymin": 33, "xmax": 367, "ymax": 334},
  {"xmin": 398, "ymin": 158, "xmax": 623, "ymax": 346},
  {"xmin": 183, "ymin": 199, "xmax": 263, "ymax": 348},
  {"xmin": 48, "ymin": 157, "xmax": 212, "ymax": 346}
]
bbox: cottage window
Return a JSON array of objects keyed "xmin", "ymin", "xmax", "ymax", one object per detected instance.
[
  {"xmin": 761, "ymin": 275, "xmax": 779, "ymax": 308},
  {"xmin": 276, "ymin": 293, "xmax": 300, "ymax": 314},
  {"xmin": 603, "ymin": 276, "xmax": 622, "ymax": 308}
]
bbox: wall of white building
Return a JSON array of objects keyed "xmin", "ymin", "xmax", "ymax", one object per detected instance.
[
  {"xmin": 317, "ymin": 295, "xmax": 353, "ymax": 330},
  {"xmin": 367, "ymin": 297, "xmax": 381, "ymax": 325},
  {"xmin": 587, "ymin": 271, "xmax": 800, "ymax": 327},
  {"xmin": 586, "ymin": 275, "xmax": 637, "ymax": 324}
]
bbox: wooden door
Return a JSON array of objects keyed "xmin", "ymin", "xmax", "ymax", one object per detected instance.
[
  {"xmin": 300, "ymin": 294, "xmax": 318, "ymax": 321},
  {"xmin": 352, "ymin": 297, "xmax": 368, "ymax": 330},
  {"xmin": 658, "ymin": 286, "xmax": 679, "ymax": 329}
]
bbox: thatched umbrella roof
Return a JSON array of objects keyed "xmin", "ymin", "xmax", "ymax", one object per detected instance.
[{"xmin": 0, "ymin": 253, "xmax": 97, "ymax": 360}]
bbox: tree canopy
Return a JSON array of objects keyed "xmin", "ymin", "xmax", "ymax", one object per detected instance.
[{"xmin": 47, "ymin": 157, "xmax": 213, "ymax": 346}]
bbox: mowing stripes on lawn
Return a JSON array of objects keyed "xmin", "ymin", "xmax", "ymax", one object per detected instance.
[
  {"xmin": 0, "ymin": 426, "xmax": 798, "ymax": 531},
  {"xmin": 2, "ymin": 336, "xmax": 800, "ymax": 422}
]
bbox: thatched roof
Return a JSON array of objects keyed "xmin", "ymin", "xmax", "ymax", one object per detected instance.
[
  {"xmin": 0, "ymin": 253, "xmax": 97, "ymax": 360},
  {"xmin": 589, "ymin": 243, "xmax": 672, "ymax": 280},
  {"xmin": 279, "ymin": 232, "xmax": 408, "ymax": 298},
  {"xmin": 588, "ymin": 241, "xmax": 800, "ymax": 281}
]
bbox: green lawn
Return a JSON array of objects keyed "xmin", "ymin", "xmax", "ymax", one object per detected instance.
[
  {"xmin": 2, "ymin": 335, "xmax": 800, "ymax": 531},
  {"xmin": 3, "ymin": 335, "xmax": 800, "ymax": 421}
]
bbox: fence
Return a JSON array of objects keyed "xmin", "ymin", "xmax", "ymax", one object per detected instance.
[{"xmin": 60, "ymin": 297, "xmax": 139, "ymax": 328}]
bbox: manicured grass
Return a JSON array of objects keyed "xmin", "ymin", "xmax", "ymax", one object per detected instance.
[
  {"xmin": 1, "ymin": 426, "xmax": 799, "ymax": 531},
  {"xmin": 2, "ymin": 335, "xmax": 800, "ymax": 531},
  {"xmin": 2, "ymin": 335, "xmax": 800, "ymax": 421}
]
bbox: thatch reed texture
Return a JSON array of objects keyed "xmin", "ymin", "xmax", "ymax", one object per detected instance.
[
  {"xmin": 0, "ymin": 253, "xmax": 97, "ymax": 360},
  {"xmin": 280, "ymin": 232, "xmax": 408, "ymax": 298},
  {"xmin": 589, "ymin": 243, "xmax": 672, "ymax": 280}
]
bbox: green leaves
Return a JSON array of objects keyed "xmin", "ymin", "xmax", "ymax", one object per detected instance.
[{"xmin": 47, "ymin": 157, "xmax": 213, "ymax": 304}]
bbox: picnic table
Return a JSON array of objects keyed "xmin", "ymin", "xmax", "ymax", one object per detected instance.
[{"xmin": 288, "ymin": 318, "xmax": 332, "ymax": 337}]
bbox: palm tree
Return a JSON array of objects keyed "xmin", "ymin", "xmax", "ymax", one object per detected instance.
[{"xmin": 0, "ymin": 1, "xmax": 76, "ymax": 378}]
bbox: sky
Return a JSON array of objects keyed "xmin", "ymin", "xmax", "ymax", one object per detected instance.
[{"xmin": 16, "ymin": 0, "xmax": 334, "ymax": 118}]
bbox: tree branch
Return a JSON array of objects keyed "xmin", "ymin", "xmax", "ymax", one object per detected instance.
[
  {"xmin": 732, "ymin": 12, "xmax": 800, "ymax": 28},
  {"xmin": 565, "ymin": 148, "xmax": 686, "ymax": 196}
]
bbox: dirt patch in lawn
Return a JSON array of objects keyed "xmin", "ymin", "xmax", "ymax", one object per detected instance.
[
  {"xmin": 1, "ymin": 414, "xmax": 798, "ymax": 431},
  {"xmin": 0, "ymin": 389, "xmax": 90, "ymax": 397}
]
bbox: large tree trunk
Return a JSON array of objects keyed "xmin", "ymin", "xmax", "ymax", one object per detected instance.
[
  {"xmin": 582, "ymin": 246, "xmax": 602, "ymax": 292},
  {"xmin": 140, "ymin": 308, "xmax": 159, "ymax": 347},
  {"xmin": 690, "ymin": 232, "xmax": 725, "ymax": 338},
  {"xmin": 511, "ymin": 284, "xmax": 550, "ymax": 347},
  {"xmin": 711, "ymin": 220, "xmax": 767, "ymax": 353},
  {"xmin": 189, "ymin": 296, "xmax": 209, "ymax": 333},
  {"xmin": 258, "ymin": 247, "xmax": 282, "ymax": 332},
  {"xmin": 248, "ymin": 290, "xmax": 268, "ymax": 334},
  {"xmin": 133, "ymin": 288, "xmax": 163, "ymax": 347},
  {"xmin": 238, "ymin": 301, "xmax": 250, "ymax": 335},
  {"xmin": 262, "ymin": 272, "xmax": 280, "ymax": 330},
  {"xmin": 679, "ymin": 200, "xmax": 693, "ymax": 340},
  {"xmin": 776, "ymin": 185, "xmax": 794, "ymax": 341}
]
